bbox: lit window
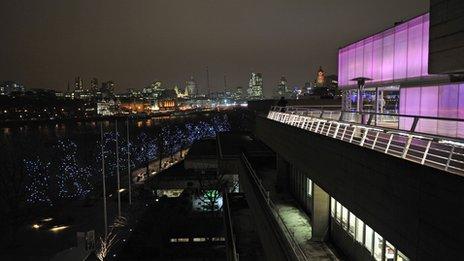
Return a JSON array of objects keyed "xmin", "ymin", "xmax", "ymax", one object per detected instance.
[
  {"xmin": 170, "ymin": 238, "xmax": 177, "ymax": 242},
  {"xmin": 348, "ymin": 212, "xmax": 356, "ymax": 237},
  {"xmin": 211, "ymin": 237, "xmax": 225, "ymax": 241},
  {"xmin": 385, "ymin": 241, "xmax": 395, "ymax": 261},
  {"xmin": 336, "ymin": 201, "xmax": 342, "ymax": 222},
  {"xmin": 193, "ymin": 237, "xmax": 206, "ymax": 242},
  {"xmin": 355, "ymin": 217, "xmax": 364, "ymax": 244},
  {"xmin": 365, "ymin": 225, "xmax": 373, "ymax": 253},
  {"xmin": 177, "ymin": 238, "xmax": 189, "ymax": 242},
  {"xmin": 307, "ymin": 178, "xmax": 312, "ymax": 197},
  {"xmin": 397, "ymin": 250, "xmax": 409, "ymax": 261},
  {"xmin": 374, "ymin": 232, "xmax": 384, "ymax": 260},
  {"xmin": 330, "ymin": 198, "xmax": 335, "ymax": 217},
  {"xmin": 341, "ymin": 206, "xmax": 348, "ymax": 229}
]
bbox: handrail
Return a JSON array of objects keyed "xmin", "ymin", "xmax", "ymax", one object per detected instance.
[
  {"xmin": 241, "ymin": 153, "xmax": 308, "ymax": 261},
  {"xmin": 267, "ymin": 107, "xmax": 464, "ymax": 176},
  {"xmin": 270, "ymin": 106, "xmax": 464, "ymax": 143},
  {"xmin": 274, "ymin": 105, "xmax": 464, "ymax": 122},
  {"xmin": 223, "ymin": 191, "xmax": 239, "ymax": 261}
]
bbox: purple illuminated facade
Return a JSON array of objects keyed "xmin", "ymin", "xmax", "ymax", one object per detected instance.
[
  {"xmin": 338, "ymin": 13, "xmax": 430, "ymax": 88},
  {"xmin": 338, "ymin": 12, "xmax": 464, "ymax": 134},
  {"xmin": 400, "ymin": 83, "xmax": 464, "ymax": 137}
]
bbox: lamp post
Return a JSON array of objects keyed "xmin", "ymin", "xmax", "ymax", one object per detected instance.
[
  {"xmin": 100, "ymin": 122, "xmax": 108, "ymax": 238},
  {"xmin": 350, "ymin": 77, "xmax": 372, "ymax": 112},
  {"xmin": 126, "ymin": 118, "xmax": 131, "ymax": 205},
  {"xmin": 115, "ymin": 120, "xmax": 121, "ymax": 217},
  {"xmin": 350, "ymin": 77, "xmax": 372, "ymax": 123}
]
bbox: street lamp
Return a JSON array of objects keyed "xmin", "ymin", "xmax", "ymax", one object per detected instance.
[
  {"xmin": 350, "ymin": 77, "xmax": 372, "ymax": 113},
  {"xmin": 115, "ymin": 120, "xmax": 121, "ymax": 217}
]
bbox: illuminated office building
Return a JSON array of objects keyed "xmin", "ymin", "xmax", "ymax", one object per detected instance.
[{"xmin": 247, "ymin": 72, "xmax": 264, "ymax": 100}]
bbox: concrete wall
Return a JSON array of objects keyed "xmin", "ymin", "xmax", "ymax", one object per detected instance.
[
  {"xmin": 429, "ymin": 0, "xmax": 464, "ymax": 74},
  {"xmin": 236, "ymin": 157, "xmax": 291, "ymax": 261},
  {"xmin": 254, "ymin": 116, "xmax": 464, "ymax": 260}
]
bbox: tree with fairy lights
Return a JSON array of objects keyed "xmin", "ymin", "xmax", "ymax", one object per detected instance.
[
  {"xmin": 24, "ymin": 157, "xmax": 52, "ymax": 206},
  {"xmin": 55, "ymin": 139, "xmax": 93, "ymax": 200}
]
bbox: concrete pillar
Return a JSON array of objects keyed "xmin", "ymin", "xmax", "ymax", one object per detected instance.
[
  {"xmin": 275, "ymin": 154, "xmax": 290, "ymax": 193},
  {"xmin": 311, "ymin": 183, "xmax": 330, "ymax": 241}
]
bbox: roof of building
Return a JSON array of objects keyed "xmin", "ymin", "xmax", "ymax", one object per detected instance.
[
  {"xmin": 217, "ymin": 131, "xmax": 272, "ymax": 158},
  {"xmin": 185, "ymin": 138, "xmax": 217, "ymax": 160}
]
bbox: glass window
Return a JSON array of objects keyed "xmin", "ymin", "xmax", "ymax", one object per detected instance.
[
  {"xmin": 336, "ymin": 201, "xmax": 342, "ymax": 222},
  {"xmin": 349, "ymin": 212, "xmax": 356, "ymax": 237},
  {"xmin": 365, "ymin": 224, "xmax": 373, "ymax": 253},
  {"xmin": 307, "ymin": 178, "xmax": 312, "ymax": 197},
  {"xmin": 385, "ymin": 241, "xmax": 395, "ymax": 261},
  {"xmin": 341, "ymin": 206, "xmax": 348, "ymax": 229},
  {"xmin": 355, "ymin": 217, "xmax": 364, "ymax": 244},
  {"xmin": 330, "ymin": 198, "xmax": 335, "ymax": 217},
  {"xmin": 397, "ymin": 250, "xmax": 409, "ymax": 261},
  {"xmin": 374, "ymin": 232, "xmax": 384, "ymax": 260}
]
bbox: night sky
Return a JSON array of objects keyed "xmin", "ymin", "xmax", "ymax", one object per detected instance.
[{"xmin": 0, "ymin": 0, "xmax": 428, "ymax": 96}]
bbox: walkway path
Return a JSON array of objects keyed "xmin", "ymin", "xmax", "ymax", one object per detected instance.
[{"xmin": 258, "ymin": 168, "xmax": 340, "ymax": 260}]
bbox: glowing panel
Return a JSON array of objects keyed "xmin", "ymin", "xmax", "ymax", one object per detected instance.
[
  {"xmin": 399, "ymin": 83, "xmax": 464, "ymax": 138},
  {"xmin": 338, "ymin": 13, "xmax": 430, "ymax": 88}
]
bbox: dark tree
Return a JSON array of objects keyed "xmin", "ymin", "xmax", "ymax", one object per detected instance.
[{"xmin": 0, "ymin": 143, "xmax": 28, "ymax": 247}]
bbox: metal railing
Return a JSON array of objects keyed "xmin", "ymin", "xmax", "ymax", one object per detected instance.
[
  {"xmin": 268, "ymin": 106, "xmax": 464, "ymax": 175},
  {"xmin": 241, "ymin": 153, "xmax": 308, "ymax": 261},
  {"xmin": 223, "ymin": 191, "xmax": 240, "ymax": 261}
]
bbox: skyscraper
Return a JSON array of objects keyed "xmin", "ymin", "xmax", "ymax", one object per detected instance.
[
  {"xmin": 74, "ymin": 77, "xmax": 83, "ymax": 90},
  {"xmin": 247, "ymin": 72, "xmax": 264, "ymax": 99},
  {"xmin": 185, "ymin": 76, "xmax": 197, "ymax": 97},
  {"xmin": 275, "ymin": 75, "xmax": 290, "ymax": 98},
  {"xmin": 90, "ymin": 78, "xmax": 99, "ymax": 91}
]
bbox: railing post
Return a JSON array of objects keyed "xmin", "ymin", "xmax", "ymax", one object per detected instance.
[
  {"xmin": 410, "ymin": 117, "xmax": 419, "ymax": 132},
  {"xmin": 385, "ymin": 134, "xmax": 394, "ymax": 153},
  {"xmin": 333, "ymin": 124, "xmax": 340, "ymax": 138},
  {"xmin": 360, "ymin": 129, "xmax": 369, "ymax": 146},
  {"xmin": 326, "ymin": 122, "xmax": 333, "ymax": 136},
  {"xmin": 445, "ymin": 146, "xmax": 456, "ymax": 171},
  {"xmin": 371, "ymin": 132, "xmax": 380, "ymax": 149},
  {"xmin": 421, "ymin": 140, "xmax": 432, "ymax": 165},
  {"xmin": 339, "ymin": 111, "xmax": 344, "ymax": 121},
  {"xmin": 349, "ymin": 126, "xmax": 356, "ymax": 143},
  {"xmin": 367, "ymin": 114, "xmax": 373, "ymax": 125},
  {"xmin": 341, "ymin": 125, "xmax": 348, "ymax": 140},
  {"xmin": 402, "ymin": 136, "xmax": 413, "ymax": 159}
]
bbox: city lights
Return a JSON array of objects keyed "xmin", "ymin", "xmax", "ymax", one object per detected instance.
[
  {"xmin": 22, "ymin": 114, "xmax": 231, "ymax": 206},
  {"xmin": 49, "ymin": 225, "xmax": 69, "ymax": 233}
]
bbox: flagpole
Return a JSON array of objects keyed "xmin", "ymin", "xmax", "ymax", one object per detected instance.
[
  {"xmin": 100, "ymin": 122, "xmax": 108, "ymax": 238},
  {"xmin": 116, "ymin": 120, "xmax": 121, "ymax": 217},
  {"xmin": 127, "ymin": 118, "xmax": 132, "ymax": 205}
]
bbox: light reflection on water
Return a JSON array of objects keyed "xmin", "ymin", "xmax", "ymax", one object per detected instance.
[{"xmin": 0, "ymin": 115, "xmax": 190, "ymax": 139}]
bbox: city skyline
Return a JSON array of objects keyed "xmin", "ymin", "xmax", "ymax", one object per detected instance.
[{"xmin": 0, "ymin": 0, "xmax": 427, "ymax": 96}]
